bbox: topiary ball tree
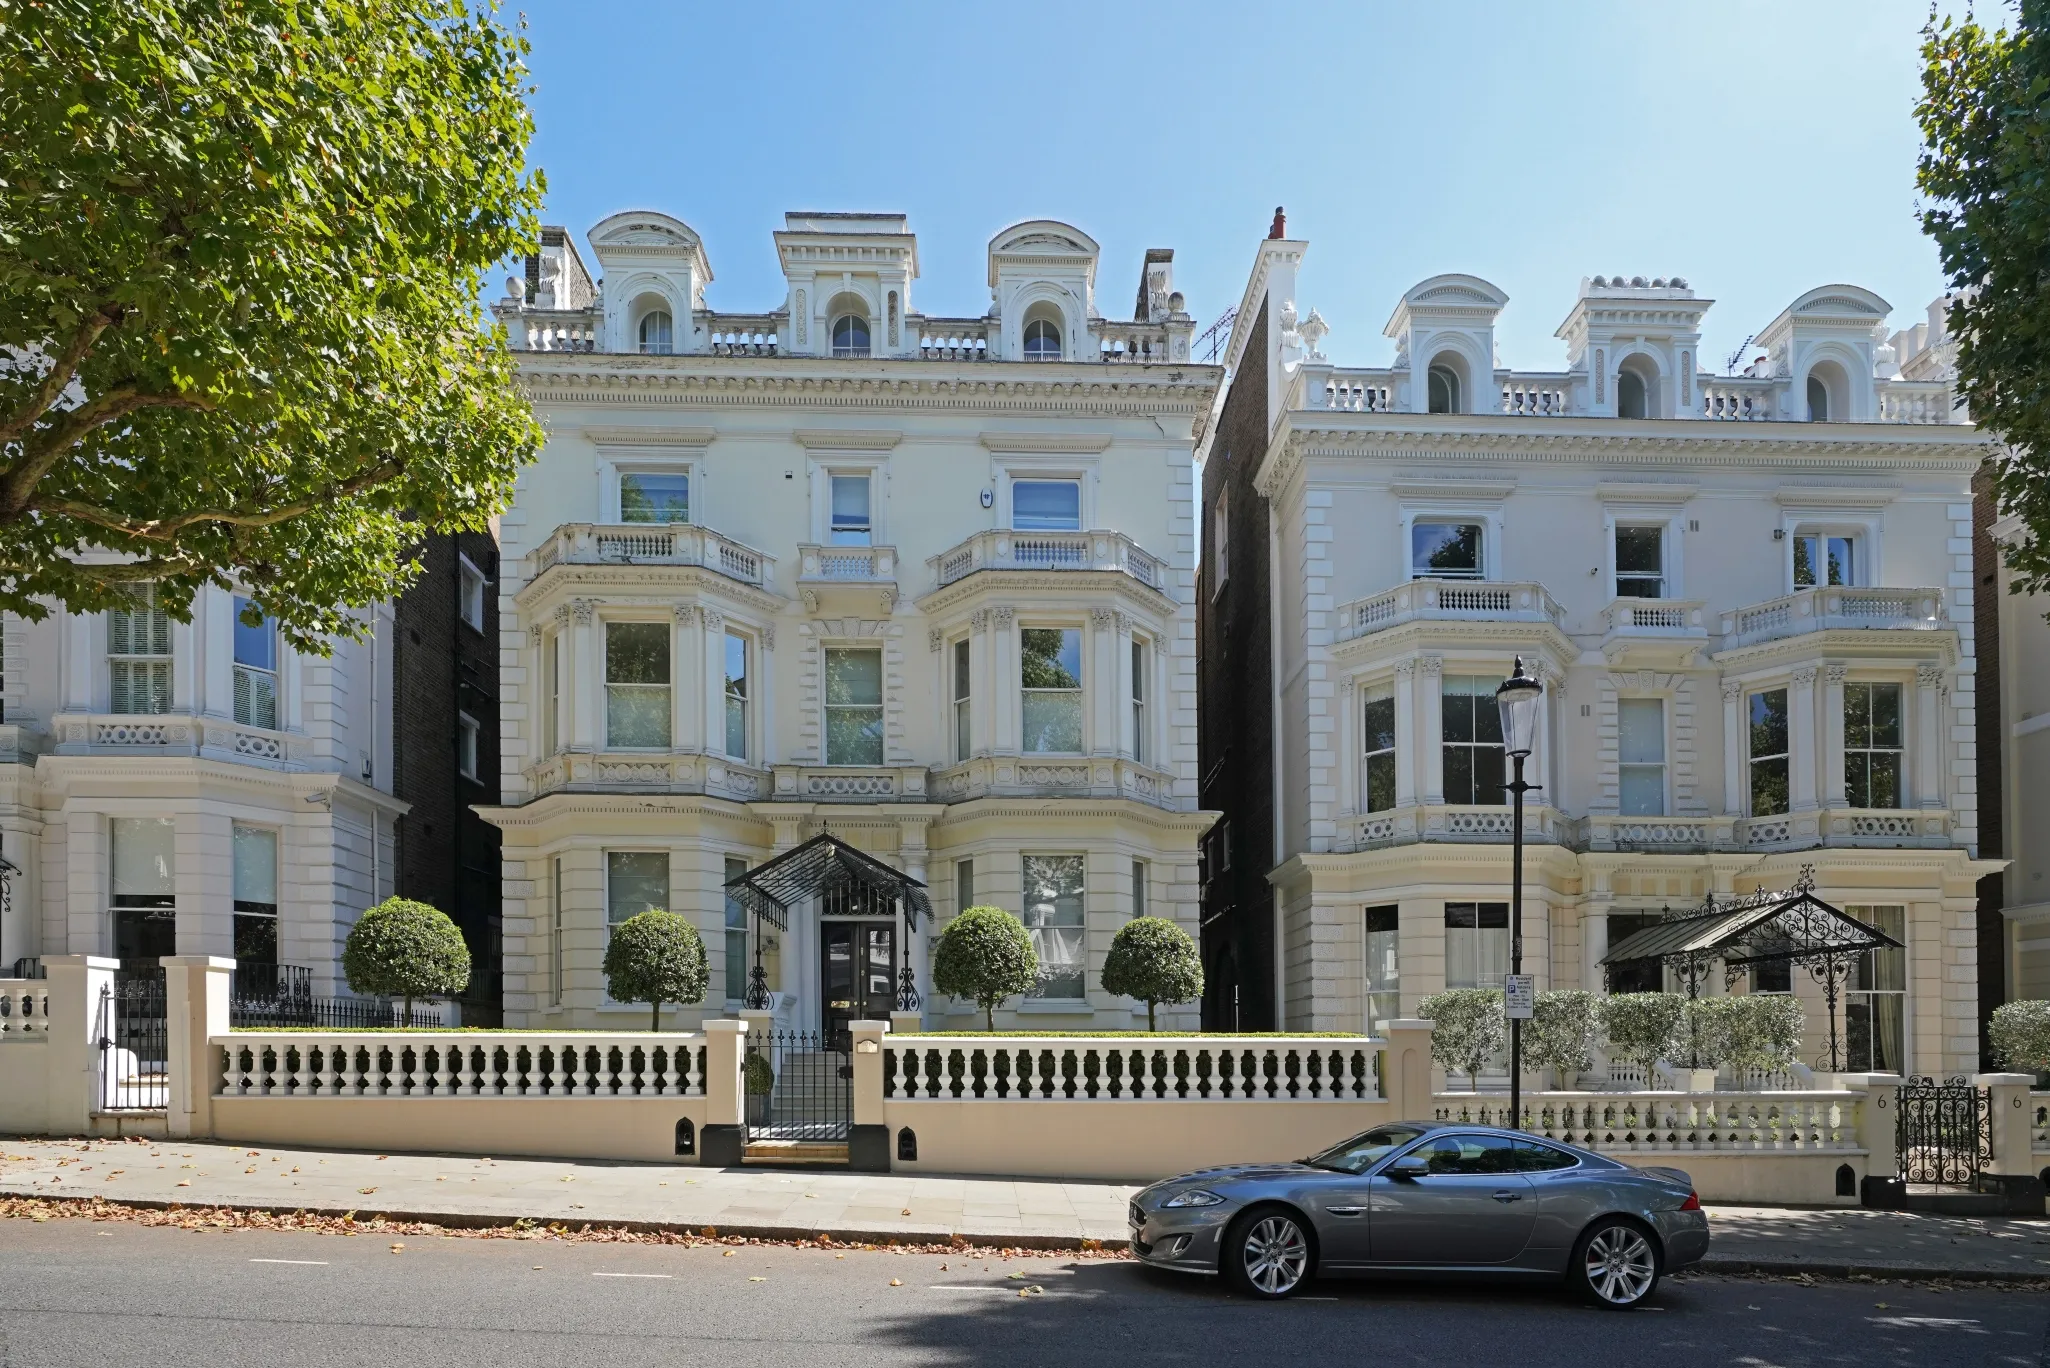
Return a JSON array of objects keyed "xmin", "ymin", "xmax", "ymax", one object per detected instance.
[
  {"xmin": 341, "ymin": 897, "xmax": 470, "ymax": 1023},
  {"xmin": 1991, "ymin": 1000, "xmax": 2050, "ymax": 1076},
  {"xmin": 932, "ymin": 906, "xmax": 1038, "ymax": 1032},
  {"xmin": 1101, "ymin": 916, "xmax": 1203, "ymax": 1031},
  {"xmin": 603, "ymin": 910, "xmax": 709, "ymax": 1032}
]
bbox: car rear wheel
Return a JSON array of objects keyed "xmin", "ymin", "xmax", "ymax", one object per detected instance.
[
  {"xmin": 1570, "ymin": 1218, "xmax": 1661, "ymax": 1308},
  {"xmin": 1224, "ymin": 1207, "xmax": 1314, "ymax": 1300}
]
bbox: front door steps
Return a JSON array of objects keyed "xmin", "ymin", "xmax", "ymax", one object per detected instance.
[{"xmin": 742, "ymin": 1139, "xmax": 849, "ymax": 1166}]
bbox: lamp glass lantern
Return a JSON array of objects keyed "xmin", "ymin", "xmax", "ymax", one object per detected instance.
[{"xmin": 1494, "ymin": 657, "xmax": 1544, "ymax": 758}]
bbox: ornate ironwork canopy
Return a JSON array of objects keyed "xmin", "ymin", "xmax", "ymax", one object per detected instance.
[{"xmin": 723, "ymin": 833, "xmax": 930, "ymax": 933}]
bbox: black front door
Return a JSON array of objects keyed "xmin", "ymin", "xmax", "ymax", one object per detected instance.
[{"xmin": 821, "ymin": 921, "xmax": 896, "ymax": 1044}]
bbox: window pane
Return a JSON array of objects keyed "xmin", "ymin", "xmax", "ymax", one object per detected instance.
[
  {"xmin": 1794, "ymin": 535, "xmax": 1818, "ymax": 587},
  {"xmin": 825, "ymin": 706, "xmax": 884, "ymax": 765},
  {"xmin": 1618, "ymin": 698, "xmax": 1664, "ymax": 764},
  {"xmin": 832, "ymin": 315, "xmax": 870, "ymax": 356},
  {"xmin": 1023, "ymin": 855, "xmax": 1085, "ymax": 999},
  {"xmin": 1364, "ymin": 693, "xmax": 1396, "ymax": 755},
  {"xmin": 607, "ymin": 688, "xmax": 671, "ymax": 749},
  {"xmin": 956, "ymin": 858, "xmax": 975, "ymax": 914},
  {"xmin": 1366, "ymin": 753, "xmax": 1397, "ymax": 813},
  {"xmin": 606, "ymin": 622, "xmax": 670, "ymax": 684},
  {"xmin": 830, "ymin": 474, "xmax": 871, "ymax": 543},
  {"xmin": 233, "ymin": 598, "xmax": 275, "ymax": 671},
  {"xmin": 1620, "ymin": 765, "xmax": 1665, "ymax": 816},
  {"xmin": 1750, "ymin": 757, "xmax": 1790, "ymax": 817},
  {"xmin": 1749, "ymin": 690, "xmax": 1788, "ymax": 758},
  {"xmin": 1867, "ymin": 683, "xmax": 1902, "ymax": 748},
  {"xmin": 233, "ymin": 826, "xmax": 278, "ymax": 907},
  {"xmin": 1412, "ymin": 522, "xmax": 1481, "ymax": 576},
  {"xmin": 1022, "ymin": 693, "xmax": 1083, "ymax": 753},
  {"xmin": 1021, "ymin": 629, "xmax": 1081, "ymax": 689},
  {"xmin": 620, "ymin": 473, "xmax": 689, "ymax": 523},
  {"xmin": 606, "ymin": 852, "xmax": 668, "ymax": 923},
  {"xmin": 111, "ymin": 817, "xmax": 176, "ymax": 898},
  {"xmin": 724, "ymin": 857, "xmax": 749, "ymax": 1001},
  {"xmin": 1615, "ymin": 526, "xmax": 1663, "ymax": 575},
  {"xmin": 1827, "ymin": 537, "xmax": 1854, "ymax": 586},
  {"xmin": 1013, "ymin": 480, "xmax": 1082, "ymax": 531},
  {"xmin": 825, "ymin": 649, "xmax": 881, "ymax": 706}
]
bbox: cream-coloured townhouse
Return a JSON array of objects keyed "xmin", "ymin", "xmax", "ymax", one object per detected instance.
[
  {"xmin": 485, "ymin": 211, "xmax": 1218, "ymax": 1034},
  {"xmin": 1198, "ymin": 225, "xmax": 1996, "ymax": 1078}
]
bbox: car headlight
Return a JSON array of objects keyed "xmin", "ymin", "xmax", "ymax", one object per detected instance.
[{"xmin": 1162, "ymin": 1188, "xmax": 1227, "ymax": 1208}]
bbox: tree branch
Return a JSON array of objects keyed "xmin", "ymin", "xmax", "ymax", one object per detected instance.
[
  {"xmin": 0, "ymin": 385, "xmax": 217, "ymax": 522},
  {"xmin": 32, "ymin": 459, "xmax": 404, "ymax": 541},
  {"xmin": 0, "ymin": 306, "xmax": 120, "ymax": 449}
]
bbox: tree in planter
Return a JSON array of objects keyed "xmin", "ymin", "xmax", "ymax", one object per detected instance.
[
  {"xmin": 932, "ymin": 906, "xmax": 1038, "ymax": 1032},
  {"xmin": 602, "ymin": 910, "xmax": 708, "ymax": 1032},
  {"xmin": 1725, "ymin": 994, "xmax": 1806, "ymax": 1079},
  {"xmin": 1600, "ymin": 992, "xmax": 1686, "ymax": 1079},
  {"xmin": 341, "ymin": 897, "xmax": 470, "ymax": 1022},
  {"xmin": 1677, "ymin": 996, "xmax": 1745, "ymax": 1073},
  {"xmin": 1527, "ymin": 989, "xmax": 1604, "ymax": 1087},
  {"xmin": 1990, "ymin": 1000, "xmax": 2050, "ymax": 1075},
  {"xmin": 1100, "ymin": 917, "xmax": 1203, "ymax": 1031},
  {"xmin": 0, "ymin": 0, "xmax": 545, "ymax": 648},
  {"xmin": 1417, "ymin": 988, "xmax": 1506, "ymax": 1092}
]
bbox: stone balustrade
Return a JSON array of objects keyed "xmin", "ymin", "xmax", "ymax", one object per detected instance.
[
  {"xmin": 218, "ymin": 1032, "xmax": 708, "ymax": 1098},
  {"xmin": 884, "ymin": 1034, "xmax": 1384, "ymax": 1102},
  {"xmin": 0, "ymin": 980, "xmax": 50, "ymax": 1041},
  {"xmin": 528, "ymin": 521, "xmax": 773, "ymax": 587},
  {"xmin": 916, "ymin": 319, "xmax": 991, "ymax": 360},
  {"xmin": 1336, "ymin": 578, "xmax": 1564, "ymax": 643},
  {"xmin": 928, "ymin": 528, "xmax": 1165, "ymax": 593},
  {"xmin": 1434, "ymin": 1090, "xmax": 1864, "ymax": 1152},
  {"xmin": 1719, "ymin": 585, "xmax": 1947, "ymax": 649}
]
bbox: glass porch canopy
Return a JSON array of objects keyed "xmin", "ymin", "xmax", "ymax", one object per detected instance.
[
  {"xmin": 1599, "ymin": 874, "xmax": 1902, "ymax": 991},
  {"xmin": 723, "ymin": 833, "xmax": 931, "ymax": 934}
]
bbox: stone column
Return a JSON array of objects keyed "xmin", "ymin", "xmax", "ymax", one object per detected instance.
[
  {"xmin": 175, "ymin": 811, "xmax": 234, "ymax": 958},
  {"xmin": 673, "ymin": 605, "xmax": 701, "ymax": 754},
  {"xmin": 1090, "ymin": 608, "xmax": 1117, "ymax": 757},
  {"xmin": 703, "ymin": 608, "xmax": 727, "ymax": 757},
  {"xmin": 1382, "ymin": 1017, "xmax": 1435, "ymax": 1118},
  {"xmin": 1789, "ymin": 666, "xmax": 1819, "ymax": 811},
  {"xmin": 848, "ymin": 1019, "xmax": 889, "ymax": 1171},
  {"xmin": 1978, "ymin": 1072, "xmax": 2042, "ymax": 1212},
  {"xmin": 1854, "ymin": 1073, "xmax": 1901, "ymax": 1205},
  {"xmin": 60, "ymin": 607, "xmax": 94, "ymax": 711},
  {"xmin": 699, "ymin": 1018, "xmax": 747, "ymax": 1165},
  {"xmin": 992, "ymin": 608, "xmax": 1016, "ymax": 754},
  {"xmin": 568, "ymin": 600, "xmax": 598, "ymax": 751},
  {"xmin": 1721, "ymin": 680, "xmax": 1745, "ymax": 816},
  {"xmin": 969, "ymin": 610, "xmax": 992, "ymax": 757},
  {"xmin": 1393, "ymin": 659, "xmax": 1418, "ymax": 808},
  {"xmin": 1821, "ymin": 665, "xmax": 1847, "ymax": 808},
  {"xmin": 1419, "ymin": 656, "xmax": 1444, "ymax": 805},
  {"xmin": 1916, "ymin": 664, "xmax": 1946, "ymax": 808},
  {"xmin": 201, "ymin": 589, "xmax": 234, "ymax": 720},
  {"xmin": 41, "ymin": 955, "xmax": 116, "ymax": 1134},
  {"xmin": 162, "ymin": 955, "xmax": 233, "ymax": 1139}
]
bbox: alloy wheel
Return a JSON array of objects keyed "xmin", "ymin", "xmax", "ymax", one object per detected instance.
[
  {"xmin": 1242, "ymin": 1215, "xmax": 1309, "ymax": 1296},
  {"xmin": 1583, "ymin": 1225, "xmax": 1657, "ymax": 1305}
]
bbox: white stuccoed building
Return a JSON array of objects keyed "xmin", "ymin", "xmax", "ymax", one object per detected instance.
[
  {"xmin": 1198, "ymin": 231, "xmax": 1997, "ymax": 1077},
  {"xmin": 486, "ymin": 211, "xmax": 1218, "ymax": 1033}
]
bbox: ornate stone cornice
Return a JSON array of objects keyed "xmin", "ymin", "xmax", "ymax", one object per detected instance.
[
  {"xmin": 914, "ymin": 567, "xmax": 1177, "ymax": 619},
  {"xmin": 517, "ymin": 563, "xmax": 788, "ymax": 617}
]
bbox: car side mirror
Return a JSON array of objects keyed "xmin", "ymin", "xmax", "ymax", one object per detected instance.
[{"xmin": 1385, "ymin": 1156, "xmax": 1429, "ymax": 1180}]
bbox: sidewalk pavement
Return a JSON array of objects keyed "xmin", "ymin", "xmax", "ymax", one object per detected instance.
[{"xmin": 4, "ymin": 1136, "xmax": 2049, "ymax": 1280}]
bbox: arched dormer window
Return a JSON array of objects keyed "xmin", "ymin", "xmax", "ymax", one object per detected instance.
[
  {"xmin": 1806, "ymin": 359, "xmax": 1849, "ymax": 421},
  {"xmin": 832, "ymin": 313, "xmax": 871, "ymax": 358},
  {"xmin": 1807, "ymin": 375, "xmax": 1829, "ymax": 421},
  {"xmin": 638, "ymin": 310, "xmax": 673, "ymax": 355},
  {"xmin": 1427, "ymin": 363, "xmax": 1461, "ymax": 414},
  {"xmin": 1617, "ymin": 369, "xmax": 1647, "ymax": 419},
  {"xmin": 1023, "ymin": 318, "xmax": 1062, "ymax": 361}
]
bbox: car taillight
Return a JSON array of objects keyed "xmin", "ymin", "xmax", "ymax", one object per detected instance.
[{"xmin": 1679, "ymin": 1192, "xmax": 1701, "ymax": 1211}]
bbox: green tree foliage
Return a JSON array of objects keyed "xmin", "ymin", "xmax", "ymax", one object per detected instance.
[
  {"xmin": 1989, "ymin": 999, "xmax": 2050, "ymax": 1073},
  {"xmin": 1417, "ymin": 988, "xmax": 1506, "ymax": 1090},
  {"xmin": 1918, "ymin": 6, "xmax": 2050, "ymax": 592},
  {"xmin": 932, "ymin": 906, "xmax": 1038, "ymax": 1032},
  {"xmin": 340, "ymin": 897, "xmax": 469, "ymax": 1019},
  {"xmin": 1678, "ymin": 996, "xmax": 1744, "ymax": 1071},
  {"xmin": 0, "ymin": 0, "xmax": 545, "ymax": 650},
  {"xmin": 1100, "ymin": 917, "xmax": 1203, "ymax": 1031},
  {"xmin": 1725, "ymin": 994, "xmax": 1806, "ymax": 1077},
  {"xmin": 601, "ymin": 910, "xmax": 708, "ymax": 1032},
  {"xmin": 1527, "ymin": 989, "xmax": 1604, "ymax": 1080},
  {"xmin": 1600, "ymin": 992, "xmax": 1686, "ymax": 1074}
]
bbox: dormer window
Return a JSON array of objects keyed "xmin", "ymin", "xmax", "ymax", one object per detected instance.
[
  {"xmin": 1427, "ymin": 365, "xmax": 1461, "ymax": 414},
  {"xmin": 1806, "ymin": 375, "xmax": 1828, "ymax": 421},
  {"xmin": 1617, "ymin": 370, "xmax": 1647, "ymax": 419},
  {"xmin": 1023, "ymin": 318, "xmax": 1062, "ymax": 361},
  {"xmin": 832, "ymin": 313, "xmax": 871, "ymax": 358},
  {"xmin": 638, "ymin": 310, "xmax": 673, "ymax": 355}
]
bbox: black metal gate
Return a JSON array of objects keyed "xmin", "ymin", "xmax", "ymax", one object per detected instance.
[
  {"xmin": 744, "ymin": 1028, "xmax": 850, "ymax": 1144},
  {"xmin": 1896, "ymin": 1075, "xmax": 1992, "ymax": 1185},
  {"xmin": 97, "ymin": 978, "xmax": 168, "ymax": 1111}
]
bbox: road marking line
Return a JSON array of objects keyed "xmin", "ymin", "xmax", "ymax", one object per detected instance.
[
  {"xmin": 249, "ymin": 1259, "xmax": 328, "ymax": 1265},
  {"xmin": 593, "ymin": 1272, "xmax": 673, "ymax": 1279}
]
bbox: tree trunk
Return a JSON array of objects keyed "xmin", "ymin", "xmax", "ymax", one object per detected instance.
[
  {"xmin": 651, "ymin": 1000, "xmax": 663, "ymax": 1032},
  {"xmin": 1147, "ymin": 1000, "xmax": 1157, "ymax": 1032},
  {"xmin": 403, "ymin": 995, "xmax": 413, "ymax": 1025},
  {"xmin": 985, "ymin": 1001, "xmax": 995, "ymax": 1032}
]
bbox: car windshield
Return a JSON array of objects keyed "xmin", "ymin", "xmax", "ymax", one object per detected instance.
[{"xmin": 1303, "ymin": 1125, "xmax": 1427, "ymax": 1174}]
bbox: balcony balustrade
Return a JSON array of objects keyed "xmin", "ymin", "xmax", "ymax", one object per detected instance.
[
  {"xmin": 928, "ymin": 529, "xmax": 1165, "ymax": 594},
  {"xmin": 1718, "ymin": 585, "xmax": 1946, "ymax": 650},
  {"xmin": 1336, "ymin": 579, "xmax": 1565, "ymax": 644},
  {"xmin": 530, "ymin": 522, "xmax": 773, "ymax": 588},
  {"xmin": 796, "ymin": 544, "xmax": 898, "ymax": 613}
]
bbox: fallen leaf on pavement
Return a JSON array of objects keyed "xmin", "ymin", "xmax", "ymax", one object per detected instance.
[
  {"xmin": 748, "ymin": 1276, "xmax": 766, "ymax": 1282},
  {"xmin": 358, "ymin": 1187, "xmax": 378, "ymax": 1195},
  {"xmin": 889, "ymin": 1278, "xmax": 902, "ymax": 1286}
]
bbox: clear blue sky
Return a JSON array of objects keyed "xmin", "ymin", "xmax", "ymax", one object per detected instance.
[{"xmin": 516, "ymin": 0, "xmax": 1971, "ymax": 373}]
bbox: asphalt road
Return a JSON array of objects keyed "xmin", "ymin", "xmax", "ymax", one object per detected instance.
[{"xmin": 0, "ymin": 1217, "xmax": 2044, "ymax": 1368}]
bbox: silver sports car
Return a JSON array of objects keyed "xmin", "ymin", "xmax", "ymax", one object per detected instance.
[{"xmin": 1130, "ymin": 1121, "xmax": 1708, "ymax": 1305}]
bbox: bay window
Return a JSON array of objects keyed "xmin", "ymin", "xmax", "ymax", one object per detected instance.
[
  {"xmin": 1444, "ymin": 902, "xmax": 1508, "ymax": 989},
  {"xmin": 1022, "ymin": 855, "xmax": 1085, "ymax": 1000},
  {"xmin": 110, "ymin": 817, "xmax": 176, "ymax": 970},
  {"xmin": 1021, "ymin": 627, "xmax": 1083, "ymax": 753},
  {"xmin": 1130, "ymin": 638, "xmax": 1149, "ymax": 764},
  {"xmin": 1364, "ymin": 905, "xmax": 1400, "ymax": 1028},
  {"xmin": 607, "ymin": 851, "xmax": 668, "ymax": 935},
  {"xmin": 824, "ymin": 647, "xmax": 883, "ymax": 765},
  {"xmin": 1748, "ymin": 689, "xmax": 1790, "ymax": 817},
  {"xmin": 1362, "ymin": 685, "xmax": 1396, "ymax": 813},
  {"xmin": 953, "ymin": 639, "xmax": 972, "ymax": 762},
  {"xmin": 724, "ymin": 856, "xmax": 750, "ymax": 1003},
  {"xmin": 605, "ymin": 621, "xmax": 672, "ymax": 749},
  {"xmin": 1844, "ymin": 904, "xmax": 1906, "ymax": 1073},
  {"xmin": 1440, "ymin": 674, "xmax": 1504, "ymax": 805},
  {"xmin": 108, "ymin": 585, "xmax": 172, "ymax": 715},
  {"xmin": 232, "ymin": 825, "xmax": 280, "ymax": 982},
  {"xmin": 232, "ymin": 597, "xmax": 278, "ymax": 729},
  {"xmin": 724, "ymin": 632, "xmax": 749, "ymax": 760}
]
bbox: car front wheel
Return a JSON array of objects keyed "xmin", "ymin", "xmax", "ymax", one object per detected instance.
[
  {"xmin": 1224, "ymin": 1207, "xmax": 1314, "ymax": 1300},
  {"xmin": 1570, "ymin": 1218, "xmax": 1661, "ymax": 1308}
]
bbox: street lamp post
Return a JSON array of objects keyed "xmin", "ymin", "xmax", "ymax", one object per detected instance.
[{"xmin": 1494, "ymin": 657, "xmax": 1544, "ymax": 1134}]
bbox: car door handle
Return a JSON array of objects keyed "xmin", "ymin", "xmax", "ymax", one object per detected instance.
[
  {"xmin": 1491, "ymin": 1190, "xmax": 1523, "ymax": 1203},
  {"xmin": 1326, "ymin": 1206, "xmax": 1365, "ymax": 1217}
]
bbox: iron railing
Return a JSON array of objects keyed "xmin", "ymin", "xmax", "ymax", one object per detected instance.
[
  {"xmin": 229, "ymin": 993, "xmax": 443, "ymax": 1030},
  {"xmin": 1896, "ymin": 1075, "xmax": 1992, "ymax": 1185},
  {"xmin": 96, "ymin": 978, "xmax": 168, "ymax": 1110},
  {"xmin": 744, "ymin": 1027, "xmax": 851, "ymax": 1143}
]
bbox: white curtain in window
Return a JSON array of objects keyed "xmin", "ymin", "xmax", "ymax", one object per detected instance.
[
  {"xmin": 1618, "ymin": 698, "xmax": 1666, "ymax": 816},
  {"xmin": 111, "ymin": 817, "xmax": 176, "ymax": 898},
  {"xmin": 233, "ymin": 826, "xmax": 278, "ymax": 908},
  {"xmin": 1022, "ymin": 855, "xmax": 1085, "ymax": 999}
]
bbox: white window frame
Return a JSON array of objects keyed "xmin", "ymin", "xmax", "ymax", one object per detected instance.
[
  {"xmin": 723, "ymin": 630, "xmax": 750, "ymax": 761},
  {"xmin": 1843, "ymin": 677, "xmax": 1907, "ymax": 810},
  {"xmin": 1019, "ymin": 622, "xmax": 1086, "ymax": 756},
  {"xmin": 952, "ymin": 637, "xmax": 972, "ymax": 763},
  {"xmin": 1364, "ymin": 904, "xmax": 1400, "ymax": 1029},
  {"xmin": 1783, "ymin": 516, "xmax": 1879, "ymax": 591},
  {"xmin": 231, "ymin": 595, "xmax": 279, "ymax": 730},
  {"xmin": 603, "ymin": 849, "xmax": 671, "ymax": 1002},
  {"xmin": 1747, "ymin": 686, "xmax": 1791, "ymax": 818},
  {"xmin": 1022, "ymin": 317, "xmax": 1063, "ymax": 361},
  {"xmin": 808, "ymin": 456, "xmax": 887, "ymax": 546},
  {"xmin": 1211, "ymin": 490, "xmax": 1230, "ymax": 600},
  {"xmin": 1616, "ymin": 695, "xmax": 1668, "ymax": 817},
  {"xmin": 107, "ymin": 584, "xmax": 173, "ymax": 716},
  {"xmin": 599, "ymin": 450, "xmax": 701, "ymax": 525},
  {"xmin": 822, "ymin": 643, "xmax": 885, "ymax": 767},
  {"xmin": 1400, "ymin": 508, "xmax": 1500, "ymax": 581},
  {"xmin": 1361, "ymin": 681, "xmax": 1397, "ymax": 814},
  {"xmin": 457, "ymin": 711, "xmax": 481, "ymax": 781},
  {"xmin": 603, "ymin": 617, "xmax": 673, "ymax": 751},
  {"xmin": 1443, "ymin": 901, "xmax": 1510, "ymax": 990},
  {"xmin": 1129, "ymin": 635, "xmax": 1151, "ymax": 765},
  {"xmin": 996, "ymin": 456, "xmax": 1098, "ymax": 533},
  {"xmin": 1602, "ymin": 510, "xmax": 1684, "ymax": 602},
  {"xmin": 724, "ymin": 855, "xmax": 750, "ymax": 1005},
  {"xmin": 542, "ymin": 629, "xmax": 561, "ymax": 755},
  {"xmin": 830, "ymin": 311, "xmax": 872, "ymax": 358},
  {"xmin": 1843, "ymin": 903, "xmax": 1909, "ymax": 1074},
  {"xmin": 638, "ymin": 308, "xmax": 674, "ymax": 356},
  {"xmin": 1021, "ymin": 852, "xmax": 1087, "ymax": 1002},
  {"xmin": 458, "ymin": 555, "xmax": 487, "ymax": 632}
]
